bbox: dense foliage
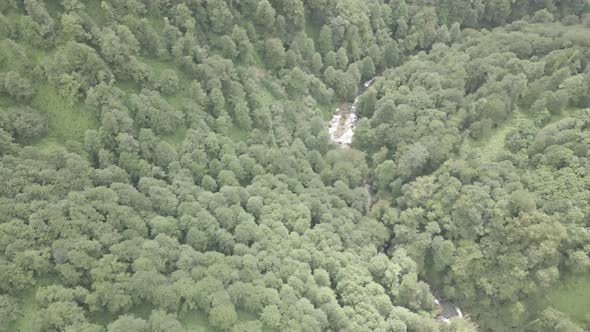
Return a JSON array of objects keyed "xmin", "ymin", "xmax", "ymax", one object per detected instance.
[{"xmin": 1, "ymin": 0, "xmax": 589, "ymax": 331}]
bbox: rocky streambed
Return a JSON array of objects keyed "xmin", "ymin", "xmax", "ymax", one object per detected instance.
[
  {"xmin": 434, "ymin": 298, "xmax": 464, "ymax": 324},
  {"xmin": 328, "ymin": 104, "xmax": 357, "ymax": 146},
  {"xmin": 328, "ymin": 78, "xmax": 377, "ymax": 211},
  {"xmin": 328, "ymin": 77, "xmax": 376, "ymax": 147}
]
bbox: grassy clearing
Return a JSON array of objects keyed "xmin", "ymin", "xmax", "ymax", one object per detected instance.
[
  {"xmin": 9, "ymin": 285, "xmax": 42, "ymax": 332},
  {"xmin": 140, "ymin": 56, "xmax": 193, "ymax": 87},
  {"xmin": 30, "ymin": 84, "xmax": 97, "ymax": 147},
  {"xmin": 138, "ymin": 56, "xmax": 192, "ymax": 110},
  {"xmin": 87, "ymin": 303, "xmax": 154, "ymax": 327},
  {"xmin": 8, "ymin": 277, "xmax": 59, "ymax": 332},
  {"xmin": 459, "ymin": 110, "xmax": 523, "ymax": 162},
  {"xmin": 81, "ymin": 0, "xmax": 110, "ymax": 26},
  {"xmin": 536, "ymin": 274, "xmax": 590, "ymax": 328},
  {"xmin": 8, "ymin": 281, "xmax": 276, "ymax": 332},
  {"xmin": 115, "ymin": 79, "xmax": 142, "ymax": 95},
  {"xmin": 179, "ymin": 309, "xmax": 274, "ymax": 332},
  {"xmin": 456, "ymin": 105, "xmax": 578, "ymax": 162},
  {"xmin": 305, "ymin": 21, "xmax": 322, "ymax": 42},
  {"xmin": 545, "ymin": 107, "xmax": 582, "ymax": 124},
  {"xmin": 457, "ymin": 105, "xmax": 584, "ymax": 159},
  {"xmin": 179, "ymin": 309, "xmax": 212, "ymax": 331},
  {"xmin": 228, "ymin": 125, "xmax": 248, "ymax": 142},
  {"xmin": 32, "ymin": 136, "xmax": 63, "ymax": 152},
  {"xmin": 162, "ymin": 125, "xmax": 188, "ymax": 148}
]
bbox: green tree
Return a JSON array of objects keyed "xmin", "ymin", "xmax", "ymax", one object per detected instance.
[
  {"xmin": 264, "ymin": 38, "xmax": 286, "ymax": 70},
  {"xmin": 218, "ymin": 35, "xmax": 238, "ymax": 59},
  {"xmin": 261, "ymin": 304, "xmax": 281, "ymax": 329},
  {"xmin": 46, "ymin": 42, "xmax": 114, "ymax": 102},
  {"xmin": 209, "ymin": 304, "xmax": 238, "ymax": 330},
  {"xmin": 311, "ymin": 52, "xmax": 323, "ymax": 75},
  {"xmin": 234, "ymin": 102, "xmax": 253, "ymax": 130},
  {"xmin": 37, "ymin": 301, "xmax": 86, "ymax": 331},
  {"xmin": 24, "ymin": 0, "xmax": 54, "ymax": 38},
  {"xmin": 450, "ymin": 22, "xmax": 461, "ymax": 43},
  {"xmin": 360, "ymin": 57, "xmax": 376, "ymax": 81},
  {"xmin": 255, "ymin": 0, "xmax": 276, "ymax": 31},
  {"xmin": 396, "ymin": 143, "xmax": 430, "ymax": 179},
  {"xmin": 318, "ymin": 25, "xmax": 333, "ymax": 56},
  {"xmin": 530, "ymin": 307, "xmax": 584, "ymax": 332},
  {"xmin": 560, "ymin": 75, "xmax": 589, "ymax": 108},
  {"xmin": 232, "ymin": 26, "xmax": 255, "ymax": 64},
  {"xmin": 155, "ymin": 69, "xmax": 179, "ymax": 95},
  {"xmin": 335, "ymin": 47, "xmax": 348, "ymax": 70},
  {"xmin": 0, "ymin": 107, "xmax": 47, "ymax": 143},
  {"xmin": 374, "ymin": 160, "xmax": 397, "ymax": 192},
  {"xmin": 207, "ymin": 0, "xmax": 234, "ymax": 34},
  {"xmin": 1, "ymin": 71, "xmax": 35, "ymax": 101}
]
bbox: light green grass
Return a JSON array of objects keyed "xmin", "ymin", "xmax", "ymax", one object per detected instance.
[
  {"xmin": 162, "ymin": 125, "xmax": 188, "ymax": 148},
  {"xmin": 179, "ymin": 309, "xmax": 275, "ymax": 332},
  {"xmin": 229, "ymin": 126, "xmax": 248, "ymax": 142},
  {"xmin": 9, "ymin": 286, "xmax": 42, "ymax": 332},
  {"xmin": 30, "ymin": 84, "xmax": 97, "ymax": 147},
  {"xmin": 459, "ymin": 110, "xmax": 524, "ymax": 162},
  {"xmin": 141, "ymin": 57, "xmax": 183, "ymax": 73},
  {"xmin": 545, "ymin": 107, "xmax": 581, "ymax": 124},
  {"xmin": 115, "ymin": 79, "xmax": 142, "ymax": 95},
  {"xmin": 305, "ymin": 21, "xmax": 322, "ymax": 42},
  {"xmin": 141, "ymin": 56, "xmax": 193, "ymax": 88},
  {"xmin": 318, "ymin": 101, "xmax": 339, "ymax": 121},
  {"xmin": 32, "ymin": 136, "xmax": 63, "ymax": 152},
  {"xmin": 537, "ymin": 274, "xmax": 590, "ymax": 328},
  {"xmin": 87, "ymin": 302, "xmax": 154, "ymax": 327},
  {"xmin": 456, "ymin": 105, "xmax": 582, "ymax": 162},
  {"xmin": 0, "ymin": 18, "xmax": 92, "ymax": 150},
  {"xmin": 179, "ymin": 309, "xmax": 213, "ymax": 331},
  {"xmin": 81, "ymin": 0, "xmax": 110, "ymax": 26},
  {"xmin": 138, "ymin": 56, "xmax": 191, "ymax": 109},
  {"xmin": 8, "ymin": 277, "xmax": 60, "ymax": 332}
]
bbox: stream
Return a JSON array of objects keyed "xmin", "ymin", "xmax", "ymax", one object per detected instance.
[
  {"xmin": 327, "ymin": 77, "xmax": 377, "ymax": 211},
  {"xmin": 328, "ymin": 77, "xmax": 376, "ymax": 147},
  {"xmin": 327, "ymin": 77, "xmax": 466, "ymax": 325}
]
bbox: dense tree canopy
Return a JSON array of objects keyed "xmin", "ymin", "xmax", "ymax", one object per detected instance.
[{"xmin": 1, "ymin": 0, "xmax": 589, "ymax": 331}]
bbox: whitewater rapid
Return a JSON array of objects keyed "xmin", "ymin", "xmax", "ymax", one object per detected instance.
[{"xmin": 328, "ymin": 78, "xmax": 376, "ymax": 146}]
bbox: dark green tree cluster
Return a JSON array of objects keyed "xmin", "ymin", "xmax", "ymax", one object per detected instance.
[
  {"xmin": 356, "ymin": 18, "xmax": 590, "ymax": 185},
  {"xmin": 0, "ymin": 134, "xmax": 463, "ymax": 331},
  {"xmin": 354, "ymin": 17, "xmax": 590, "ymax": 331},
  {"xmin": 0, "ymin": 0, "xmax": 471, "ymax": 331},
  {"xmin": 383, "ymin": 108, "xmax": 590, "ymax": 330}
]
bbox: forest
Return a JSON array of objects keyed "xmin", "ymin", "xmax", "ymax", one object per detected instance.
[{"xmin": 0, "ymin": 0, "xmax": 590, "ymax": 331}]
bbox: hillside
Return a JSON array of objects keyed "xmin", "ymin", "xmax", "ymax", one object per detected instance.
[{"xmin": 1, "ymin": 1, "xmax": 590, "ymax": 331}]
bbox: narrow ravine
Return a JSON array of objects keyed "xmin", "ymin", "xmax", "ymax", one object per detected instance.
[
  {"xmin": 328, "ymin": 78, "xmax": 377, "ymax": 212},
  {"xmin": 328, "ymin": 77, "xmax": 466, "ymax": 326}
]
